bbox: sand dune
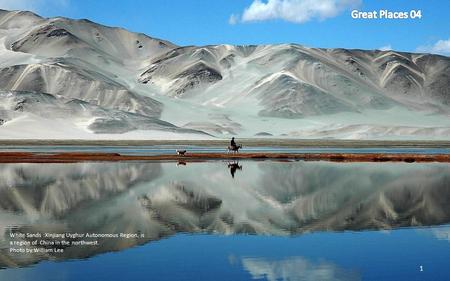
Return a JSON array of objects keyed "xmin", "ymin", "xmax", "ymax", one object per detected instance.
[{"xmin": 0, "ymin": 9, "xmax": 449, "ymax": 139}]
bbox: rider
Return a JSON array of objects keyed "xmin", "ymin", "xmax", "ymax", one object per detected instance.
[{"xmin": 230, "ymin": 137, "xmax": 236, "ymax": 148}]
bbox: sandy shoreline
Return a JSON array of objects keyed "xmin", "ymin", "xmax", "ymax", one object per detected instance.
[
  {"xmin": 1, "ymin": 152, "xmax": 449, "ymax": 163},
  {"xmin": 0, "ymin": 139, "xmax": 450, "ymax": 148}
]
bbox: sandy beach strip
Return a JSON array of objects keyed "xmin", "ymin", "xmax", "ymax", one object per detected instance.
[{"xmin": 0, "ymin": 139, "xmax": 450, "ymax": 148}]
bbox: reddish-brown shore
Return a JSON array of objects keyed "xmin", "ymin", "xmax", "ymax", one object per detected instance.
[{"xmin": 0, "ymin": 152, "xmax": 450, "ymax": 163}]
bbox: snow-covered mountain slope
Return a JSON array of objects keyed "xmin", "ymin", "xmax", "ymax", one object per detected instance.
[
  {"xmin": 0, "ymin": 62, "xmax": 163, "ymax": 117},
  {"xmin": 140, "ymin": 44, "xmax": 449, "ymax": 116},
  {"xmin": 0, "ymin": 90, "xmax": 206, "ymax": 139},
  {"xmin": 0, "ymin": 9, "xmax": 449, "ymax": 139}
]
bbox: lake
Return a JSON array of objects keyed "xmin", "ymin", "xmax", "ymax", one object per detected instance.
[
  {"xmin": 0, "ymin": 160, "xmax": 449, "ymax": 280},
  {"xmin": 1, "ymin": 145, "xmax": 450, "ymax": 155}
]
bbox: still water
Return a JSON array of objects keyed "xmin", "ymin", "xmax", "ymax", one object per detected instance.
[
  {"xmin": 1, "ymin": 145, "xmax": 450, "ymax": 155},
  {"xmin": 0, "ymin": 160, "xmax": 449, "ymax": 280}
]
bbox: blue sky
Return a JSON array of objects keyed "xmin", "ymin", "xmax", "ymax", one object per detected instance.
[{"xmin": 1, "ymin": 0, "xmax": 449, "ymax": 54}]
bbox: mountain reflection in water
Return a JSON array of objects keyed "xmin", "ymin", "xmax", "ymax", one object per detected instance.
[{"xmin": 0, "ymin": 161, "xmax": 449, "ymax": 269}]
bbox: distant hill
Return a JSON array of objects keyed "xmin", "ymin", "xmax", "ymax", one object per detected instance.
[{"xmin": 0, "ymin": 9, "xmax": 449, "ymax": 139}]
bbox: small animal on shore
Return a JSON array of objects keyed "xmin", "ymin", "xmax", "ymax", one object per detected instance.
[
  {"xmin": 227, "ymin": 144, "xmax": 242, "ymax": 153},
  {"xmin": 176, "ymin": 149, "xmax": 187, "ymax": 156}
]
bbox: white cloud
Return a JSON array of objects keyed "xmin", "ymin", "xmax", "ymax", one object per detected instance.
[
  {"xmin": 0, "ymin": 0, "xmax": 69, "ymax": 13},
  {"xmin": 236, "ymin": 0, "xmax": 361, "ymax": 24},
  {"xmin": 417, "ymin": 38, "xmax": 450, "ymax": 56},
  {"xmin": 379, "ymin": 44, "xmax": 392, "ymax": 51},
  {"xmin": 0, "ymin": 0, "xmax": 36, "ymax": 11},
  {"xmin": 228, "ymin": 13, "xmax": 239, "ymax": 25}
]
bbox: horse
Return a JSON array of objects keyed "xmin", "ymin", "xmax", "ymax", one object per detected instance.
[
  {"xmin": 227, "ymin": 144, "xmax": 242, "ymax": 153},
  {"xmin": 176, "ymin": 149, "xmax": 187, "ymax": 156}
]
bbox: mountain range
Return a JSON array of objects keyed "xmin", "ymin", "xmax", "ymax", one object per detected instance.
[{"xmin": 0, "ymin": 9, "xmax": 449, "ymax": 139}]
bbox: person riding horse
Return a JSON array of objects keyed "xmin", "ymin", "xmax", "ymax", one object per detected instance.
[
  {"xmin": 230, "ymin": 137, "xmax": 236, "ymax": 149},
  {"xmin": 228, "ymin": 137, "xmax": 242, "ymax": 153}
]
